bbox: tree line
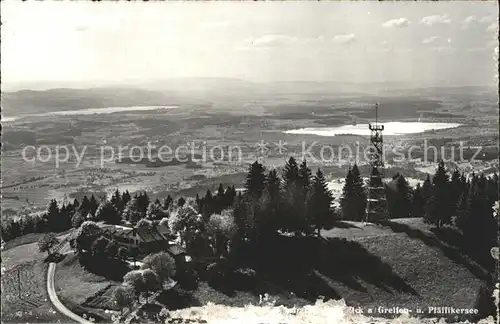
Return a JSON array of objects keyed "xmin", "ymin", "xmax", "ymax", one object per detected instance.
[
  {"xmin": 1, "ymin": 189, "xmax": 192, "ymax": 242},
  {"xmin": 338, "ymin": 161, "xmax": 498, "ymax": 225},
  {"xmin": 3, "ymin": 159, "xmax": 497, "ymax": 265},
  {"xmin": 232, "ymin": 157, "xmax": 335, "ymax": 243},
  {"xmin": 339, "ymin": 160, "xmax": 498, "ymax": 271}
]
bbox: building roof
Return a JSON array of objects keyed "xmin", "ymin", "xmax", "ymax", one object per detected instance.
[{"xmin": 136, "ymin": 226, "xmax": 165, "ymax": 243}]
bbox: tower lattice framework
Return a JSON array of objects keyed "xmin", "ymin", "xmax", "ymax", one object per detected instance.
[{"xmin": 365, "ymin": 103, "xmax": 388, "ymax": 221}]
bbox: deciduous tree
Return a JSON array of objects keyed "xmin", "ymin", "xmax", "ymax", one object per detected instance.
[
  {"xmin": 124, "ymin": 270, "xmax": 146, "ymax": 302},
  {"xmin": 95, "ymin": 201, "xmax": 121, "ymax": 225},
  {"xmin": 141, "ymin": 269, "xmax": 161, "ymax": 303},
  {"xmin": 74, "ymin": 221, "xmax": 103, "ymax": 253},
  {"xmin": 113, "ymin": 285, "xmax": 134, "ymax": 315},
  {"xmin": 141, "ymin": 252, "xmax": 176, "ymax": 283},
  {"xmin": 38, "ymin": 233, "xmax": 60, "ymax": 256}
]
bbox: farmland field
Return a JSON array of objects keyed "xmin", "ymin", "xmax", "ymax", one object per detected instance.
[
  {"xmin": 1, "ymin": 260, "xmax": 70, "ymax": 323},
  {"xmin": 2, "ymin": 91, "xmax": 498, "ymax": 217}
]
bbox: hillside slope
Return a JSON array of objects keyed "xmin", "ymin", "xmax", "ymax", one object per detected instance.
[
  {"xmin": 0, "ymin": 218, "xmax": 492, "ymax": 323},
  {"xmin": 320, "ymin": 219, "xmax": 489, "ymax": 320}
]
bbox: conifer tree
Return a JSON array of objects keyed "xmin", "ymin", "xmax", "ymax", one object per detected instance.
[
  {"xmin": 455, "ymin": 190, "xmax": 470, "ymax": 230},
  {"xmin": 281, "ymin": 157, "xmax": 305, "ymax": 233},
  {"xmin": 351, "ymin": 164, "xmax": 367, "ymax": 220},
  {"xmin": 215, "ymin": 183, "xmax": 226, "ymax": 213},
  {"xmin": 73, "ymin": 198, "xmax": 80, "ymax": 209},
  {"xmin": 340, "ymin": 168, "xmax": 355, "ymax": 221},
  {"xmin": 217, "ymin": 183, "xmax": 225, "ymax": 198},
  {"xmin": 195, "ymin": 194, "xmax": 202, "ymax": 211},
  {"xmin": 450, "ymin": 169, "xmax": 462, "ymax": 216},
  {"xmin": 224, "ymin": 185, "xmax": 237, "ymax": 209},
  {"xmin": 424, "ymin": 161, "xmax": 452, "ymax": 228},
  {"xmin": 283, "ymin": 157, "xmax": 300, "ymax": 186},
  {"xmin": 89, "ymin": 195, "xmax": 99, "ymax": 216},
  {"xmin": 110, "ymin": 189, "xmax": 121, "ymax": 211},
  {"xmin": 244, "ymin": 161, "xmax": 266, "ymax": 199},
  {"xmin": 58, "ymin": 204, "xmax": 73, "ymax": 232},
  {"xmin": 202, "ymin": 189, "xmax": 214, "ymax": 218},
  {"xmin": 297, "ymin": 160, "xmax": 313, "ymax": 234},
  {"xmin": 65, "ymin": 201, "xmax": 76, "ymax": 219},
  {"xmin": 308, "ymin": 168, "xmax": 334, "ymax": 235},
  {"xmin": 259, "ymin": 169, "xmax": 282, "ymax": 235},
  {"xmin": 233, "ymin": 192, "xmax": 248, "ymax": 235},
  {"xmin": 46, "ymin": 199, "xmax": 60, "ymax": 232},
  {"xmin": 137, "ymin": 192, "xmax": 150, "ymax": 216},
  {"xmin": 79, "ymin": 196, "xmax": 91, "ymax": 216},
  {"xmin": 298, "ymin": 160, "xmax": 312, "ymax": 194},
  {"xmin": 387, "ymin": 174, "xmax": 412, "ymax": 218},
  {"xmin": 486, "ymin": 173, "xmax": 498, "ymax": 206},
  {"xmin": 340, "ymin": 165, "xmax": 366, "ymax": 221},
  {"xmin": 459, "ymin": 176, "xmax": 497, "ymax": 266},
  {"xmin": 163, "ymin": 195, "xmax": 173, "ymax": 210},
  {"xmin": 411, "ymin": 183, "xmax": 425, "ymax": 217},
  {"xmin": 121, "ymin": 190, "xmax": 132, "ymax": 210},
  {"xmin": 59, "ymin": 204, "xmax": 67, "ymax": 228},
  {"xmin": 422, "ymin": 174, "xmax": 433, "ymax": 207}
]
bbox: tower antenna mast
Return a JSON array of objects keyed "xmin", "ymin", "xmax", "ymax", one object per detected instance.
[{"xmin": 365, "ymin": 102, "xmax": 387, "ymax": 222}]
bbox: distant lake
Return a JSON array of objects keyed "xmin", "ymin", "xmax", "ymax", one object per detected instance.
[
  {"xmin": 1, "ymin": 105, "xmax": 179, "ymax": 122},
  {"xmin": 284, "ymin": 122, "xmax": 461, "ymax": 137}
]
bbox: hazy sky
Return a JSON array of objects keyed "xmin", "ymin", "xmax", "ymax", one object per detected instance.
[{"xmin": 1, "ymin": 1, "xmax": 498, "ymax": 87}]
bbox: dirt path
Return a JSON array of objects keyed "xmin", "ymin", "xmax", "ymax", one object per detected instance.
[{"xmin": 47, "ymin": 247, "xmax": 93, "ymax": 324}]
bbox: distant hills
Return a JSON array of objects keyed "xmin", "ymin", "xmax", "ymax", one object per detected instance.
[
  {"xmin": 1, "ymin": 78, "xmax": 496, "ymax": 117},
  {"xmin": 1, "ymin": 88, "xmax": 173, "ymax": 116}
]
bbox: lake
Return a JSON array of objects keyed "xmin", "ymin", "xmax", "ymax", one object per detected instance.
[
  {"xmin": 1, "ymin": 105, "xmax": 179, "ymax": 122},
  {"xmin": 284, "ymin": 122, "xmax": 461, "ymax": 137}
]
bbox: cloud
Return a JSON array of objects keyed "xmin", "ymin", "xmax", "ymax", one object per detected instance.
[
  {"xmin": 237, "ymin": 35, "xmax": 330, "ymax": 51},
  {"xmin": 421, "ymin": 36, "xmax": 438, "ymax": 44},
  {"xmin": 332, "ymin": 33, "xmax": 356, "ymax": 44},
  {"xmin": 462, "ymin": 15, "xmax": 496, "ymax": 30},
  {"xmin": 466, "ymin": 43, "xmax": 498, "ymax": 54},
  {"xmin": 461, "ymin": 15, "xmax": 477, "ymax": 29},
  {"xmin": 478, "ymin": 16, "xmax": 494, "ymax": 24},
  {"xmin": 248, "ymin": 34, "xmax": 299, "ymax": 47},
  {"xmin": 420, "ymin": 15, "xmax": 452, "ymax": 26},
  {"xmin": 382, "ymin": 18, "xmax": 410, "ymax": 28},
  {"xmin": 486, "ymin": 22, "xmax": 497, "ymax": 33}
]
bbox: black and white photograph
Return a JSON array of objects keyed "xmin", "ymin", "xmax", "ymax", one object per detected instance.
[{"xmin": 1, "ymin": 1, "xmax": 498, "ymax": 323}]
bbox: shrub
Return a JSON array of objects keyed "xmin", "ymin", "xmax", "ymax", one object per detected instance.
[{"xmin": 38, "ymin": 233, "xmax": 60, "ymax": 256}]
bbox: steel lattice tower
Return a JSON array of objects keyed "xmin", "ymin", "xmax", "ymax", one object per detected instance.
[{"xmin": 365, "ymin": 103, "xmax": 388, "ymax": 221}]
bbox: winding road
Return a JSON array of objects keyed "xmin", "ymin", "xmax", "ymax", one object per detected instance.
[{"xmin": 46, "ymin": 241, "xmax": 93, "ymax": 324}]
